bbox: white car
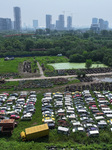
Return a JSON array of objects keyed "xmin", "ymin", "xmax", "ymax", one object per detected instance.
[{"xmin": 21, "ymin": 114, "xmax": 32, "ymax": 121}]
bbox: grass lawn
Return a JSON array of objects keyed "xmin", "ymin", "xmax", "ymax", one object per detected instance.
[
  {"xmin": 36, "ymin": 56, "xmax": 68, "ymax": 65},
  {"xmin": 0, "ymin": 56, "xmax": 68, "ymax": 74},
  {"xmin": 0, "ymin": 57, "xmax": 29, "ymax": 73}
]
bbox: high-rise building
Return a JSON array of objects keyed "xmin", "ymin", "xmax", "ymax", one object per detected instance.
[
  {"xmin": 91, "ymin": 17, "xmax": 109, "ymax": 32},
  {"xmin": 56, "ymin": 14, "xmax": 64, "ymax": 30},
  {"xmin": 92, "ymin": 18, "xmax": 99, "ymax": 24},
  {"xmin": 6, "ymin": 18, "xmax": 12, "ymax": 30},
  {"xmin": 67, "ymin": 16, "xmax": 72, "ymax": 30},
  {"xmin": 59, "ymin": 15, "xmax": 64, "ymax": 30},
  {"xmin": 14, "ymin": 7, "xmax": 21, "ymax": 31},
  {"xmin": 33, "ymin": 20, "xmax": 38, "ymax": 29},
  {"xmin": 99, "ymin": 19, "xmax": 104, "ymax": 30},
  {"xmin": 56, "ymin": 20, "xmax": 59, "ymax": 30},
  {"xmin": 99, "ymin": 19, "xmax": 109, "ymax": 30},
  {"xmin": 46, "ymin": 15, "xmax": 52, "ymax": 29},
  {"xmin": 0, "ymin": 18, "xmax": 12, "ymax": 31},
  {"xmin": 91, "ymin": 18, "xmax": 100, "ymax": 33},
  {"xmin": 104, "ymin": 21, "xmax": 109, "ymax": 30}
]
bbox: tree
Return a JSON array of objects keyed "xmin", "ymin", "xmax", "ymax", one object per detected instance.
[
  {"xmin": 46, "ymin": 28, "xmax": 50, "ymax": 34},
  {"xmin": 76, "ymin": 70, "xmax": 82, "ymax": 78},
  {"xmin": 69, "ymin": 54, "xmax": 84, "ymax": 62},
  {"xmin": 83, "ymin": 32, "xmax": 89, "ymax": 38},
  {"xmin": 85, "ymin": 59, "xmax": 92, "ymax": 69},
  {"xmin": 25, "ymin": 39, "xmax": 34, "ymax": 51}
]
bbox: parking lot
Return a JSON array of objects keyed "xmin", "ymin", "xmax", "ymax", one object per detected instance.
[
  {"xmin": 0, "ymin": 91, "xmax": 37, "ymax": 135},
  {"xmin": 42, "ymin": 90, "xmax": 112, "ymax": 137},
  {"xmin": 0, "ymin": 89, "xmax": 112, "ymax": 141}
]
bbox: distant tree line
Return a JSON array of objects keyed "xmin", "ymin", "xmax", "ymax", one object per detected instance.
[{"xmin": 1, "ymin": 29, "xmax": 112, "ymax": 66}]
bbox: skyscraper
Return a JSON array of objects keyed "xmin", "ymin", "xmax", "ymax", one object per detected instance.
[
  {"xmin": 33, "ymin": 20, "xmax": 38, "ymax": 29},
  {"xmin": 99, "ymin": 19, "xmax": 109, "ymax": 30},
  {"xmin": 59, "ymin": 15, "xmax": 64, "ymax": 30},
  {"xmin": 99, "ymin": 19, "xmax": 104, "ymax": 30},
  {"xmin": 46, "ymin": 15, "xmax": 52, "ymax": 29},
  {"xmin": 67, "ymin": 16, "xmax": 72, "ymax": 30},
  {"xmin": 92, "ymin": 18, "xmax": 99, "ymax": 24},
  {"xmin": 56, "ymin": 15, "xmax": 64, "ymax": 30},
  {"xmin": 91, "ymin": 18, "xmax": 99, "ymax": 33},
  {"xmin": 104, "ymin": 21, "xmax": 109, "ymax": 30},
  {"xmin": 91, "ymin": 17, "xmax": 109, "ymax": 33},
  {"xmin": 14, "ymin": 7, "xmax": 21, "ymax": 31},
  {"xmin": 0, "ymin": 18, "xmax": 12, "ymax": 31}
]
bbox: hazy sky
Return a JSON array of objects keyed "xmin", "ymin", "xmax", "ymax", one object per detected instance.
[{"xmin": 0, "ymin": 0, "xmax": 112, "ymax": 28}]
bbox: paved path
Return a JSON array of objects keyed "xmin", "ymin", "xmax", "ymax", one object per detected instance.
[{"xmin": 6, "ymin": 72, "xmax": 112, "ymax": 82}]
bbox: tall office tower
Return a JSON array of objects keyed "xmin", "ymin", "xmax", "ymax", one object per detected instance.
[
  {"xmin": 56, "ymin": 15, "xmax": 65, "ymax": 30},
  {"xmin": 55, "ymin": 20, "xmax": 59, "ymax": 30},
  {"xmin": 6, "ymin": 18, "xmax": 12, "ymax": 30},
  {"xmin": 0, "ymin": 18, "xmax": 12, "ymax": 31},
  {"xmin": 104, "ymin": 21, "xmax": 109, "ymax": 30},
  {"xmin": 99, "ymin": 19, "xmax": 104, "ymax": 30},
  {"xmin": 46, "ymin": 15, "xmax": 52, "ymax": 29},
  {"xmin": 0, "ymin": 18, "xmax": 6, "ymax": 30},
  {"xmin": 67, "ymin": 16, "xmax": 72, "ymax": 30},
  {"xmin": 14, "ymin": 7, "xmax": 21, "ymax": 31},
  {"xmin": 99, "ymin": 19, "xmax": 109, "ymax": 30},
  {"xmin": 92, "ymin": 18, "xmax": 99, "ymax": 24},
  {"xmin": 91, "ymin": 18, "xmax": 100, "ymax": 33},
  {"xmin": 58, "ymin": 15, "xmax": 64, "ymax": 30},
  {"xmin": 33, "ymin": 20, "xmax": 38, "ymax": 29}
]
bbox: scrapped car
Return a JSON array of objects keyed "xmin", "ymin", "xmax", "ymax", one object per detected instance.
[
  {"xmin": 21, "ymin": 114, "xmax": 32, "ymax": 121},
  {"xmin": 87, "ymin": 130, "xmax": 99, "ymax": 137},
  {"xmin": 42, "ymin": 117, "xmax": 55, "ymax": 122},
  {"xmin": 72, "ymin": 127, "xmax": 85, "ymax": 132},
  {"xmin": 10, "ymin": 115, "xmax": 20, "ymax": 120},
  {"xmin": 58, "ymin": 126, "xmax": 70, "ymax": 135}
]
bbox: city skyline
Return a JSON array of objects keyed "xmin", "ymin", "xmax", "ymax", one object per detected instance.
[{"xmin": 0, "ymin": 0, "xmax": 112, "ymax": 28}]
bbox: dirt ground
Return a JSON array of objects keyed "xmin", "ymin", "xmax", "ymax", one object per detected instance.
[{"xmin": 18, "ymin": 62, "xmax": 40, "ymax": 78}]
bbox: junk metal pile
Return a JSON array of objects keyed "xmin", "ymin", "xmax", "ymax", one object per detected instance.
[
  {"xmin": 42, "ymin": 91, "xmax": 112, "ymax": 137},
  {"xmin": 15, "ymin": 78, "xmax": 68, "ymax": 90},
  {"xmin": 0, "ymin": 91, "xmax": 37, "ymax": 135},
  {"xmin": 66, "ymin": 82, "xmax": 112, "ymax": 92},
  {"xmin": 0, "ymin": 73, "xmax": 19, "ymax": 79},
  {"xmin": 45, "ymin": 67, "xmax": 112, "ymax": 76},
  {"xmin": 23, "ymin": 61, "xmax": 32, "ymax": 73}
]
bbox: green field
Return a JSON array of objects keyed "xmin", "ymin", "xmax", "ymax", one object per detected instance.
[
  {"xmin": 36, "ymin": 56, "xmax": 68, "ymax": 64},
  {"xmin": 48, "ymin": 62, "xmax": 108, "ymax": 70},
  {"xmin": 37, "ymin": 56, "xmax": 69, "ymax": 72},
  {"xmin": 0, "ymin": 56, "xmax": 68, "ymax": 74},
  {"xmin": 0, "ymin": 57, "xmax": 32, "ymax": 73}
]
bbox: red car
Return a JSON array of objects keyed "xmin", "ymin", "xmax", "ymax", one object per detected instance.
[{"xmin": 10, "ymin": 115, "xmax": 20, "ymax": 120}]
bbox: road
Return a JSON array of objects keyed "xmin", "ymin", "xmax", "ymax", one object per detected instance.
[{"xmin": 6, "ymin": 72, "xmax": 112, "ymax": 82}]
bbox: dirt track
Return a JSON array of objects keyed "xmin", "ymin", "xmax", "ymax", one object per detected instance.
[{"xmin": 37, "ymin": 62, "xmax": 45, "ymax": 77}]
